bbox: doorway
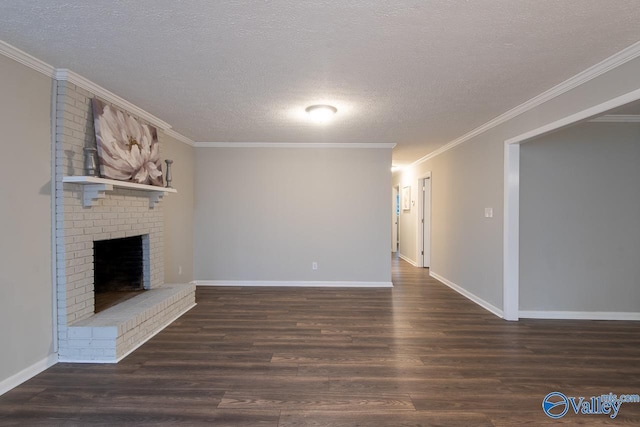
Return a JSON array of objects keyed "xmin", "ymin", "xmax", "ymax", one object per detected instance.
[
  {"xmin": 392, "ymin": 186, "xmax": 399, "ymax": 252},
  {"xmin": 421, "ymin": 177, "xmax": 431, "ymax": 268},
  {"xmin": 503, "ymin": 88, "xmax": 640, "ymax": 321},
  {"xmin": 413, "ymin": 173, "xmax": 431, "ymax": 268}
]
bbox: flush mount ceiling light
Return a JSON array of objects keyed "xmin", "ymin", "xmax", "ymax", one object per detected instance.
[{"xmin": 305, "ymin": 104, "xmax": 338, "ymax": 122}]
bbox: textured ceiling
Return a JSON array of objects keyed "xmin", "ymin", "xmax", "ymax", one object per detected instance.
[{"xmin": 1, "ymin": 1, "xmax": 640, "ymax": 164}]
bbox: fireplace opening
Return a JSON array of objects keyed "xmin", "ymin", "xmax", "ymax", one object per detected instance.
[{"xmin": 94, "ymin": 235, "xmax": 147, "ymax": 313}]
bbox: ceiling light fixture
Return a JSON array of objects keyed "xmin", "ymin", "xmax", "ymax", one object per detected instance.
[{"xmin": 305, "ymin": 104, "xmax": 337, "ymax": 122}]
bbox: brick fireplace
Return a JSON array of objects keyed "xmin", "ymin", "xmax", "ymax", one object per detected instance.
[
  {"xmin": 55, "ymin": 80, "xmax": 195, "ymax": 362},
  {"xmin": 93, "ymin": 234, "xmax": 146, "ymax": 312}
]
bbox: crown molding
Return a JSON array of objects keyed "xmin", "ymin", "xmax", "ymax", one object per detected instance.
[
  {"xmin": 589, "ymin": 114, "xmax": 640, "ymax": 123},
  {"xmin": 0, "ymin": 40, "xmax": 56, "ymax": 77},
  {"xmin": 55, "ymin": 69, "xmax": 171, "ymax": 130},
  {"xmin": 1, "ymin": 40, "xmax": 193, "ymax": 146},
  {"xmin": 163, "ymin": 128, "xmax": 195, "ymax": 146},
  {"xmin": 410, "ymin": 40, "xmax": 640, "ymax": 167},
  {"xmin": 194, "ymin": 142, "xmax": 396, "ymax": 149}
]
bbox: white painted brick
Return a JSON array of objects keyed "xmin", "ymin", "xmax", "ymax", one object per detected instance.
[
  {"xmin": 67, "ymin": 272, "xmax": 85, "ymax": 283},
  {"xmin": 68, "ymin": 327, "xmax": 92, "ymax": 339},
  {"xmin": 93, "ymin": 232, "xmax": 110, "ymax": 241},
  {"xmin": 79, "ymin": 348, "xmax": 102, "ymax": 359},
  {"xmin": 110, "ymin": 231, "xmax": 125, "ymax": 239},
  {"xmin": 103, "ymin": 348, "xmax": 117, "ymax": 357},
  {"xmin": 58, "ymin": 348, "xmax": 81, "ymax": 359},
  {"xmin": 67, "ymin": 338, "xmax": 93, "ymax": 348},
  {"xmin": 75, "ymin": 263, "xmax": 92, "ymax": 274},
  {"xmin": 92, "ymin": 327, "xmax": 118, "ymax": 339},
  {"xmin": 65, "ymin": 227, "xmax": 84, "ymax": 237},
  {"xmin": 55, "ymin": 85, "xmax": 179, "ymax": 358},
  {"xmin": 84, "ymin": 226, "xmax": 103, "ymax": 234},
  {"xmin": 76, "ymin": 249, "xmax": 92, "ymax": 258},
  {"xmin": 73, "ymin": 234, "xmax": 93, "ymax": 243}
]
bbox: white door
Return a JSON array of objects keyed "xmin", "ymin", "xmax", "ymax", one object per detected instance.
[
  {"xmin": 392, "ymin": 186, "xmax": 399, "ymax": 252},
  {"xmin": 422, "ymin": 178, "xmax": 431, "ymax": 267}
]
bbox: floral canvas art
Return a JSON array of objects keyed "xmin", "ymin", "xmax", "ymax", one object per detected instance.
[{"xmin": 91, "ymin": 98, "xmax": 163, "ymax": 186}]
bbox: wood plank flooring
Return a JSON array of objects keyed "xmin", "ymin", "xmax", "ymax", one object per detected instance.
[{"xmin": 2, "ymin": 256, "xmax": 640, "ymax": 425}]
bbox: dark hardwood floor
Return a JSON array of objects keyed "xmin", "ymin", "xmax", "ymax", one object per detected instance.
[{"xmin": 2, "ymin": 256, "xmax": 640, "ymax": 426}]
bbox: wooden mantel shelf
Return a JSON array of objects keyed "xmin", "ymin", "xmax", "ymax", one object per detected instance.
[{"xmin": 63, "ymin": 176, "xmax": 177, "ymax": 207}]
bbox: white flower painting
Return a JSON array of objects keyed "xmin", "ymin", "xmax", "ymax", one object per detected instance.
[{"xmin": 91, "ymin": 98, "xmax": 163, "ymax": 186}]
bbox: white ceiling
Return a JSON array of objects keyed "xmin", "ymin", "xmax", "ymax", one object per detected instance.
[{"xmin": 1, "ymin": 1, "xmax": 640, "ymax": 164}]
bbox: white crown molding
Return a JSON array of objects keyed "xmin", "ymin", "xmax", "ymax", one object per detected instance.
[
  {"xmin": 519, "ymin": 310, "xmax": 640, "ymax": 321},
  {"xmin": 411, "ymin": 40, "xmax": 640, "ymax": 167},
  {"xmin": 163, "ymin": 128, "xmax": 195, "ymax": 146},
  {"xmin": 589, "ymin": 114, "xmax": 640, "ymax": 123},
  {"xmin": 55, "ymin": 69, "xmax": 172, "ymax": 131},
  {"xmin": 429, "ymin": 271, "xmax": 504, "ymax": 319},
  {"xmin": 505, "ymin": 88, "xmax": 640, "ymax": 146},
  {"xmin": 193, "ymin": 280, "xmax": 393, "ymax": 288},
  {"xmin": 0, "ymin": 41, "xmax": 203, "ymax": 148},
  {"xmin": 194, "ymin": 142, "xmax": 396, "ymax": 149},
  {"xmin": 0, "ymin": 40, "xmax": 56, "ymax": 77}
]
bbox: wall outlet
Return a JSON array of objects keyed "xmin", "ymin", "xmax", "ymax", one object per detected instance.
[
  {"xmin": 178, "ymin": 265, "xmax": 183, "ymax": 275},
  {"xmin": 312, "ymin": 262, "xmax": 318, "ymax": 270},
  {"xmin": 484, "ymin": 207, "xmax": 493, "ymax": 218}
]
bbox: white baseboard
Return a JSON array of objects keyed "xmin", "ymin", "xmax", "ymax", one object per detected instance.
[
  {"xmin": 429, "ymin": 271, "xmax": 504, "ymax": 319},
  {"xmin": 398, "ymin": 253, "xmax": 417, "ymax": 266},
  {"xmin": 193, "ymin": 280, "xmax": 393, "ymax": 288},
  {"xmin": 519, "ymin": 310, "xmax": 640, "ymax": 321},
  {"xmin": 0, "ymin": 353, "xmax": 58, "ymax": 396}
]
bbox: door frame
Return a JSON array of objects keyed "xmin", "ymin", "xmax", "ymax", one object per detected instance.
[
  {"xmin": 415, "ymin": 172, "xmax": 431, "ymax": 268},
  {"xmin": 502, "ymin": 87, "xmax": 640, "ymax": 321},
  {"xmin": 392, "ymin": 185, "xmax": 399, "ymax": 253}
]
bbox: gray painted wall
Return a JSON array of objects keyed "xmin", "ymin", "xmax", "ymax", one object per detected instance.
[
  {"xmin": 161, "ymin": 134, "xmax": 195, "ymax": 283},
  {"xmin": 393, "ymin": 135, "xmax": 504, "ymax": 308},
  {"xmin": 0, "ymin": 55, "xmax": 54, "ymax": 383},
  {"xmin": 194, "ymin": 147, "xmax": 392, "ymax": 283},
  {"xmin": 393, "ymin": 55, "xmax": 640, "ymax": 313},
  {"xmin": 520, "ymin": 122, "xmax": 640, "ymax": 312}
]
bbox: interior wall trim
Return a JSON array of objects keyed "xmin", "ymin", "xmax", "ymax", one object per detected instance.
[
  {"xmin": 164, "ymin": 128, "xmax": 195, "ymax": 146},
  {"xmin": 0, "ymin": 40, "xmax": 56, "ymax": 77},
  {"xmin": 193, "ymin": 280, "xmax": 393, "ymax": 288},
  {"xmin": 398, "ymin": 253, "xmax": 417, "ymax": 267},
  {"xmin": 589, "ymin": 114, "xmax": 640, "ymax": 122},
  {"xmin": 55, "ymin": 68, "xmax": 172, "ymax": 131},
  {"xmin": 0, "ymin": 40, "xmax": 196, "ymax": 146},
  {"xmin": 409, "ymin": 40, "xmax": 640, "ymax": 167},
  {"xmin": 430, "ymin": 271, "xmax": 504, "ymax": 319},
  {"xmin": 194, "ymin": 142, "xmax": 396, "ymax": 149},
  {"xmin": 0, "ymin": 353, "xmax": 58, "ymax": 396},
  {"xmin": 520, "ymin": 311, "xmax": 640, "ymax": 321},
  {"xmin": 503, "ymin": 87, "xmax": 640, "ymax": 323}
]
